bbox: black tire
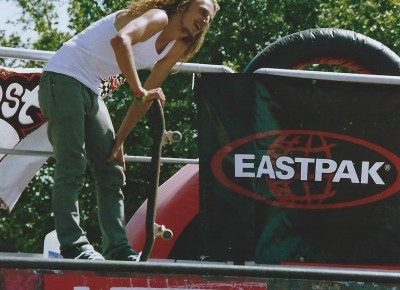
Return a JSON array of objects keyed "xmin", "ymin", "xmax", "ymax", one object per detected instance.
[{"xmin": 244, "ymin": 28, "xmax": 400, "ymax": 75}]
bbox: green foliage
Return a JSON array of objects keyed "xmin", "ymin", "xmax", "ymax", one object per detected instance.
[
  {"xmin": 317, "ymin": 0, "xmax": 400, "ymax": 52},
  {"xmin": 0, "ymin": 164, "xmax": 54, "ymax": 252},
  {"xmin": 0, "ymin": 0, "xmax": 399, "ymax": 254}
]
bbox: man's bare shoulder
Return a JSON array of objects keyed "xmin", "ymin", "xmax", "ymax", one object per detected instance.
[{"xmin": 115, "ymin": 9, "xmax": 168, "ymax": 30}]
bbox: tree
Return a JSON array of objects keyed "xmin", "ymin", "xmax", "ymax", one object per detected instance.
[{"xmin": 0, "ymin": 0, "xmax": 398, "ymax": 254}]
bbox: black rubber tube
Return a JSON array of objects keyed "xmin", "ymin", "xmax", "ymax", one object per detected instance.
[{"xmin": 244, "ymin": 28, "xmax": 400, "ymax": 75}]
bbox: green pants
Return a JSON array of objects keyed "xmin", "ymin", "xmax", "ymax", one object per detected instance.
[{"xmin": 38, "ymin": 71, "xmax": 130, "ymax": 258}]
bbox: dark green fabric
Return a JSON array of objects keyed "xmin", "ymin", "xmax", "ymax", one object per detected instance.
[{"xmin": 196, "ymin": 73, "xmax": 400, "ymax": 265}]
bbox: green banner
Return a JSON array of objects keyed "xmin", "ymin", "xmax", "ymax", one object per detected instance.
[{"xmin": 196, "ymin": 73, "xmax": 400, "ymax": 265}]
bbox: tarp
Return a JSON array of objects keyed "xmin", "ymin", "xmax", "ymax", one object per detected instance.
[{"xmin": 196, "ymin": 73, "xmax": 400, "ymax": 265}]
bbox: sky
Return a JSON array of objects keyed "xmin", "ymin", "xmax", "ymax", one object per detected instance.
[{"xmin": 0, "ymin": 0, "xmax": 69, "ymax": 43}]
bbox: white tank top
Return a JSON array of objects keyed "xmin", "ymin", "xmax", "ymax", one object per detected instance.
[{"xmin": 44, "ymin": 10, "xmax": 175, "ymax": 94}]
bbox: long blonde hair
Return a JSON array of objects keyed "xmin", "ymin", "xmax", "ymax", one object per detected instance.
[{"xmin": 127, "ymin": 0, "xmax": 220, "ymax": 62}]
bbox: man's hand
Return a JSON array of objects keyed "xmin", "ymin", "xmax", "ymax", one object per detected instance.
[
  {"xmin": 106, "ymin": 137, "xmax": 126, "ymax": 171},
  {"xmin": 144, "ymin": 87, "xmax": 166, "ymax": 108}
]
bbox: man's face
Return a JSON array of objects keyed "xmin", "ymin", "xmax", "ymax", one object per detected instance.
[{"xmin": 180, "ymin": 0, "xmax": 215, "ymax": 39}]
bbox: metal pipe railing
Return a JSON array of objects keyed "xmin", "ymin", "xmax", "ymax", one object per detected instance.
[
  {"xmin": 0, "ymin": 46, "xmax": 235, "ymax": 73},
  {"xmin": 0, "ymin": 47, "xmax": 54, "ymax": 61},
  {"xmin": 255, "ymin": 68, "xmax": 400, "ymax": 85},
  {"xmin": 2, "ymin": 256, "xmax": 400, "ymax": 284},
  {"xmin": 0, "ymin": 46, "xmax": 233, "ymax": 163},
  {"xmin": 0, "ymin": 148, "xmax": 198, "ymax": 164}
]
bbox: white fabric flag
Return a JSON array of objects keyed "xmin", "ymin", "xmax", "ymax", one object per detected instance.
[
  {"xmin": 0, "ymin": 67, "xmax": 49, "ymax": 213},
  {"xmin": 0, "ymin": 123, "xmax": 52, "ymax": 212}
]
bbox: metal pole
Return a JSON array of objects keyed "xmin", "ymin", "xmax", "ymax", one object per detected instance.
[
  {"xmin": 0, "ymin": 148, "xmax": 198, "ymax": 164},
  {"xmin": 2, "ymin": 256, "xmax": 400, "ymax": 284},
  {"xmin": 254, "ymin": 68, "xmax": 400, "ymax": 85},
  {"xmin": 0, "ymin": 47, "xmax": 234, "ymax": 73}
]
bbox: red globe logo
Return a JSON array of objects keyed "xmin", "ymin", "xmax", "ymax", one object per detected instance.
[
  {"xmin": 265, "ymin": 133, "xmax": 337, "ymax": 208},
  {"xmin": 211, "ymin": 130, "xmax": 400, "ymax": 209}
]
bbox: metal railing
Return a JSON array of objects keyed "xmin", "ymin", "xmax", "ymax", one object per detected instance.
[
  {"xmin": 0, "ymin": 46, "xmax": 235, "ymax": 73},
  {"xmin": 255, "ymin": 68, "xmax": 400, "ymax": 85},
  {"xmin": 2, "ymin": 255, "xmax": 400, "ymax": 284},
  {"xmin": 0, "ymin": 46, "xmax": 235, "ymax": 163},
  {"xmin": 4, "ymin": 48, "xmax": 400, "ymax": 162}
]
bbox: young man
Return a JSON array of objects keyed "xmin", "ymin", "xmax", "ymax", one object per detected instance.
[{"xmin": 38, "ymin": 0, "xmax": 219, "ymax": 261}]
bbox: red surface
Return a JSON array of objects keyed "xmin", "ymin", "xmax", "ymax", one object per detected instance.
[
  {"xmin": 43, "ymin": 272, "xmax": 268, "ymax": 289},
  {"xmin": 126, "ymin": 164, "xmax": 200, "ymax": 259}
]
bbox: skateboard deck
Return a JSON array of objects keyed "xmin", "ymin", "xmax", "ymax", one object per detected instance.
[
  {"xmin": 140, "ymin": 100, "xmax": 181, "ymax": 261},
  {"xmin": 140, "ymin": 99, "xmax": 163, "ymax": 261}
]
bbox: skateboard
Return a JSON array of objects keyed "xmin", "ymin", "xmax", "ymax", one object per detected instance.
[
  {"xmin": 140, "ymin": 100, "xmax": 180, "ymax": 261},
  {"xmin": 102, "ymin": 77, "xmax": 178, "ymax": 260}
]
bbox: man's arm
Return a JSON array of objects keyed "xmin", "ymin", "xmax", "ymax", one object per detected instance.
[
  {"xmin": 107, "ymin": 40, "xmax": 188, "ymax": 168},
  {"xmin": 111, "ymin": 9, "xmax": 168, "ymax": 94}
]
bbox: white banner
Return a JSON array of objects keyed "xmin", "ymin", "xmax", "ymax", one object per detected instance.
[{"xmin": 0, "ymin": 67, "xmax": 50, "ymax": 213}]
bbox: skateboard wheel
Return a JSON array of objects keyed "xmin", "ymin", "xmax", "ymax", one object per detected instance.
[
  {"xmin": 162, "ymin": 229, "xmax": 173, "ymax": 240},
  {"xmin": 171, "ymin": 131, "xmax": 182, "ymax": 142}
]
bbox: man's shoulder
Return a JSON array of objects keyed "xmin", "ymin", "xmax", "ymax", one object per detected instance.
[
  {"xmin": 126, "ymin": 8, "xmax": 168, "ymax": 23},
  {"xmin": 114, "ymin": 8, "xmax": 168, "ymax": 32}
]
